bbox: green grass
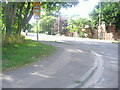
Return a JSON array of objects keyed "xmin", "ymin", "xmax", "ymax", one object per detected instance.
[
  {"xmin": 112, "ymin": 41, "xmax": 120, "ymax": 44},
  {"xmin": 74, "ymin": 80, "xmax": 81, "ymax": 84},
  {"xmin": 2, "ymin": 39, "xmax": 56, "ymax": 72}
]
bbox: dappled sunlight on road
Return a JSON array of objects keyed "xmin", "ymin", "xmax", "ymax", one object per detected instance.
[
  {"xmin": 29, "ymin": 72, "xmax": 53, "ymax": 78},
  {"xmin": 33, "ymin": 64, "xmax": 44, "ymax": 67},
  {"xmin": 66, "ymin": 48, "xmax": 83, "ymax": 53},
  {"xmin": 2, "ymin": 74, "xmax": 15, "ymax": 82}
]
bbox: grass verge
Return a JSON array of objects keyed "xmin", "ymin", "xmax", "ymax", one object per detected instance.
[
  {"xmin": 2, "ymin": 39, "xmax": 56, "ymax": 72},
  {"xmin": 112, "ymin": 41, "xmax": 120, "ymax": 44}
]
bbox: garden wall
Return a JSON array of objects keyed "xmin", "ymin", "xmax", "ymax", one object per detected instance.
[{"xmin": 93, "ymin": 25, "xmax": 120, "ymax": 41}]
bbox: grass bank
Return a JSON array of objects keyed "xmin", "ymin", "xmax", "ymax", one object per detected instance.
[{"xmin": 2, "ymin": 39, "xmax": 56, "ymax": 72}]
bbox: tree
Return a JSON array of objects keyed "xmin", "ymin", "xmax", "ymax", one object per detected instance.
[
  {"xmin": 2, "ymin": 2, "xmax": 33, "ymax": 35},
  {"xmin": 16, "ymin": 2, "xmax": 33, "ymax": 35},
  {"xmin": 2, "ymin": 2, "xmax": 18, "ymax": 35},
  {"xmin": 43, "ymin": 11, "xmax": 61, "ymax": 18},
  {"xmin": 1, "ymin": 2, "xmax": 78, "ymax": 36},
  {"xmin": 24, "ymin": 23, "xmax": 33, "ymax": 32},
  {"xmin": 38, "ymin": 16, "xmax": 57, "ymax": 34},
  {"xmin": 66, "ymin": 17, "xmax": 91, "ymax": 32},
  {"xmin": 89, "ymin": 2, "xmax": 120, "ymax": 32}
]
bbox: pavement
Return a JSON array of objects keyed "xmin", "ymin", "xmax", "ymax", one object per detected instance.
[{"xmin": 2, "ymin": 39, "xmax": 96, "ymax": 88}]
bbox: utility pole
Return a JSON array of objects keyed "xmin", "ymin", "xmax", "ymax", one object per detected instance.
[
  {"xmin": 99, "ymin": 2, "xmax": 101, "ymax": 27},
  {"xmin": 58, "ymin": 17, "xmax": 60, "ymax": 35},
  {"xmin": 98, "ymin": 2, "xmax": 101, "ymax": 39}
]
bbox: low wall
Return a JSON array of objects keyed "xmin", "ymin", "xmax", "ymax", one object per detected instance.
[{"xmin": 93, "ymin": 30, "xmax": 120, "ymax": 41}]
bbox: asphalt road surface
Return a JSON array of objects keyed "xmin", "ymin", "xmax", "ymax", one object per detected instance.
[
  {"xmin": 28, "ymin": 33, "xmax": 119, "ymax": 88},
  {"xmin": 2, "ymin": 33, "xmax": 119, "ymax": 88},
  {"xmin": 70, "ymin": 38, "xmax": 119, "ymax": 88}
]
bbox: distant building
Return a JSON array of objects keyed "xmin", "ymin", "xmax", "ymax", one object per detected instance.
[{"xmin": 51, "ymin": 17, "xmax": 68, "ymax": 35}]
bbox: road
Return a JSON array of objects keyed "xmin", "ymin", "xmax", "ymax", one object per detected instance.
[
  {"xmin": 27, "ymin": 33, "xmax": 118, "ymax": 88},
  {"xmin": 71, "ymin": 38, "xmax": 118, "ymax": 88},
  {"xmin": 2, "ymin": 33, "xmax": 118, "ymax": 88}
]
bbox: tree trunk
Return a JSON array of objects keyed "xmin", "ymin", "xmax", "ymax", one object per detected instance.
[
  {"xmin": 17, "ymin": 21, "xmax": 21, "ymax": 35},
  {"xmin": 4, "ymin": 2, "xmax": 18, "ymax": 35},
  {"xmin": 16, "ymin": 3, "xmax": 24, "ymax": 35},
  {"xmin": 23, "ymin": 2, "xmax": 33, "ymax": 25},
  {"xmin": 16, "ymin": 2, "xmax": 33, "ymax": 35}
]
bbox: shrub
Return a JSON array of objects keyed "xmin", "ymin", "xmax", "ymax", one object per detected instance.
[{"xmin": 2, "ymin": 34, "xmax": 25, "ymax": 45}]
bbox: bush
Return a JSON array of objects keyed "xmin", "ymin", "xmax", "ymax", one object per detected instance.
[{"xmin": 2, "ymin": 34, "xmax": 25, "ymax": 45}]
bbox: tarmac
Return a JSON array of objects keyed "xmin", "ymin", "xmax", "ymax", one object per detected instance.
[{"xmin": 2, "ymin": 40, "xmax": 98, "ymax": 88}]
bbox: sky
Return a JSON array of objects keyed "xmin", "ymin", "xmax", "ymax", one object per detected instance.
[
  {"xmin": 60, "ymin": 0, "xmax": 99, "ymax": 18},
  {"xmin": 29, "ymin": 0, "xmax": 99, "ymax": 24}
]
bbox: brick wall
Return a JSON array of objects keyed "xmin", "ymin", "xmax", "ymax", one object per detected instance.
[
  {"xmin": 93, "ymin": 25, "xmax": 120, "ymax": 41},
  {"xmin": 108, "ymin": 25, "xmax": 115, "ymax": 33},
  {"xmin": 93, "ymin": 30, "xmax": 98, "ymax": 39},
  {"xmin": 65, "ymin": 25, "xmax": 120, "ymax": 41}
]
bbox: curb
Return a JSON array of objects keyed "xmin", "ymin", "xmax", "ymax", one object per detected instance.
[{"xmin": 66, "ymin": 50, "xmax": 99, "ymax": 88}]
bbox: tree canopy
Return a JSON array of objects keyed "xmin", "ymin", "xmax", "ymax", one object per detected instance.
[
  {"xmin": 38, "ymin": 16, "xmax": 57, "ymax": 33},
  {"xmin": 66, "ymin": 17, "xmax": 91, "ymax": 33},
  {"xmin": 89, "ymin": 2, "xmax": 120, "ymax": 32},
  {"xmin": 1, "ymin": 2, "xmax": 78, "ymax": 36}
]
